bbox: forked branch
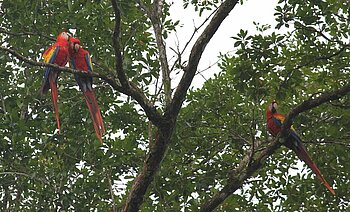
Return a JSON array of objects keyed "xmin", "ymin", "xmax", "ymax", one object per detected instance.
[{"xmin": 166, "ymin": 0, "xmax": 239, "ymax": 118}]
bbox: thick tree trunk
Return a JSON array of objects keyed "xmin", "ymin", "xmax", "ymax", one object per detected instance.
[{"xmin": 122, "ymin": 121, "xmax": 175, "ymax": 212}]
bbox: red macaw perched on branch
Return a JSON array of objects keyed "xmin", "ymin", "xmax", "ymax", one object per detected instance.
[
  {"xmin": 69, "ymin": 37, "xmax": 105, "ymax": 143},
  {"xmin": 39, "ymin": 31, "xmax": 70, "ymax": 133},
  {"xmin": 266, "ymin": 101, "xmax": 335, "ymax": 195}
]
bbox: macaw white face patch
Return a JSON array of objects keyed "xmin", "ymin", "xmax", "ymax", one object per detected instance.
[
  {"xmin": 269, "ymin": 102, "xmax": 278, "ymax": 112},
  {"xmin": 273, "ymin": 102, "xmax": 278, "ymax": 110},
  {"xmin": 74, "ymin": 43, "xmax": 80, "ymax": 52}
]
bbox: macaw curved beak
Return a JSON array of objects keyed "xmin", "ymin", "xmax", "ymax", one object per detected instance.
[{"xmin": 67, "ymin": 32, "xmax": 73, "ymax": 37}]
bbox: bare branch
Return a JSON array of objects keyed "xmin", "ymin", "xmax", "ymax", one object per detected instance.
[
  {"xmin": 169, "ymin": 39, "xmax": 184, "ymax": 72},
  {"xmin": 199, "ymin": 83, "xmax": 350, "ymax": 211},
  {"xmin": 109, "ymin": 1, "xmax": 163, "ymax": 125},
  {"xmin": 169, "ymin": 8, "xmax": 219, "ymax": 74},
  {"xmin": 180, "ymin": 7, "xmax": 219, "ymax": 57},
  {"xmin": 166, "ymin": 0, "xmax": 239, "ymax": 119}
]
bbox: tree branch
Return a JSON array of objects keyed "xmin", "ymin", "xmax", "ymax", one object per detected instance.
[
  {"xmin": 122, "ymin": 1, "xmax": 238, "ymax": 211},
  {"xmin": 277, "ymin": 43, "xmax": 349, "ymax": 96},
  {"xmin": 0, "ymin": 27, "xmax": 56, "ymax": 41},
  {"xmin": 0, "ymin": 45, "xmax": 164, "ymax": 126},
  {"xmin": 149, "ymin": 0, "xmax": 171, "ymax": 107},
  {"xmin": 127, "ymin": 82, "xmax": 163, "ymax": 126},
  {"xmin": 165, "ymin": 0, "xmax": 239, "ymax": 118},
  {"xmin": 176, "ymin": 7, "xmax": 218, "ymax": 70},
  {"xmin": 109, "ymin": 1, "xmax": 164, "ymax": 125},
  {"xmin": 111, "ymin": 0, "xmax": 129, "ymax": 88},
  {"xmin": 135, "ymin": 0, "xmax": 171, "ymax": 106},
  {"xmin": 122, "ymin": 124, "xmax": 175, "ymax": 212},
  {"xmin": 199, "ymin": 83, "xmax": 350, "ymax": 211},
  {"xmin": 169, "ymin": 8, "xmax": 219, "ymax": 75},
  {"xmin": 0, "ymin": 171, "xmax": 49, "ymax": 184},
  {"xmin": 295, "ymin": 23, "xmax": 344, "ymax": 45},
  {"xmin": 0, "ymin": 45, "xmax": 120, "ymax": 89},
  {"xmin": 106, "ymin": 171, "xmax": 117, "ymax": 212},
  {"xmin": 305, "ymin": 140, "xmax": 350, "ymax": 148}
]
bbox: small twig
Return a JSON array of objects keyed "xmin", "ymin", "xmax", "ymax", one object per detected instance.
[
  {"xmin": 296, "ymin": 23, "xmax": 343, "ymax": 45},
  {"xmin": 168, "ymin": 0, "xmax": 239, "ymax": 119},
  {"xmin": 180, "ymin": 7, "xmax": 219, "ymax": 57},
  {"xmin": 0, "ymin": 171, "xmax": 48, "ymax": 184},
  {"xmin": 107, "ymin": 171, "xmax": 117, "ymax": 212},
  {"xmin": 0, "ymin": 27, "xmax": 55, "ymax": 41},
  {"xmin": 304, "ymin": 140, "xmax": 350, "ymax": 148},
  {"xmin": 277, "ymin": 43, "xmax": 349, "ymax": 96},
  {"xmin": 135, "ymin": 0, "xmax": 149, "ymax": 13},
  {"xmin": 248, "ymin": 109, "xmax": 256, "ymax": 166},
  {"xmin": 329, "ymin": 101, "xmax": 350, "ymax": 109}
]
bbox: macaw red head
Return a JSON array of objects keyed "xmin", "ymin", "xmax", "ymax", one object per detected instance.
[
  {"xmin": 69, "ymin": 37, "xmax": 81, "ymax": 53},
  {"xmin": 56, "ymin": 31, "xmax": 69, "ymax": 42},
  {"xmin": 268, "ymin": 101, "xmax": 278, "ymax": 113}
]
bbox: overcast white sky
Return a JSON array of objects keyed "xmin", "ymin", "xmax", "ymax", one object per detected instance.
[{"xmin": 167, "ymin": 0, "xmax": 279, "ymax": 89}]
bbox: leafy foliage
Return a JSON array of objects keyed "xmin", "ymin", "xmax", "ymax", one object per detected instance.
[{"xmin": 1, "ymin": 0, "xmax": 350, "ymax": 211}]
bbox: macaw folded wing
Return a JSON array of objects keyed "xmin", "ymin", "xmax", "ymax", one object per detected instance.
[{"xmin": 266, "ymin": 101, "xmax": 335, "ymax": 195}]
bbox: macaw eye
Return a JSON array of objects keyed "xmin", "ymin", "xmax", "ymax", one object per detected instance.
[{"xmin": 61, "ymin": 32, "xmax": 69, "ymax": 39}]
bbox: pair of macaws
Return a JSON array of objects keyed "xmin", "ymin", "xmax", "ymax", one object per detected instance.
[
  {"xmin": 266, "ymin": 101, "xmax": 335, "ymax": 195},
  {"xmin": 39, "ymin": 31, "xmax": 105, "ymax": 143}
]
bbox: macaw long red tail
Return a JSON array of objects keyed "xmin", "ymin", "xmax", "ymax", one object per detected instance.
[
  {"xmin": 49, "ymin": 76, "xmax": 60, "ymax": 133},
  {"xmin": 83, "ymin": 90, "xmax": 104, "ymax": 143},
  {"xmin": 295, "ymin": 146, "xmax": 335, "ymax": 195},
  {"xmin": 289, "ymin": 139, "xmax": 335, "ymax": 195}
]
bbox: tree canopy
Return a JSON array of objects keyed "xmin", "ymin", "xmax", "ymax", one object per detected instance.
[{"xmin": 0, "ymin": 0, "xmax": 350, "ymax": 211}]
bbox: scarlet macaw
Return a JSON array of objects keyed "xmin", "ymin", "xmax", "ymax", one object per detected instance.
[
  {"xmin": 266, "ymin": 101, "xmax": 335, "ymax": 195},
  {"xmin": 69, "ymin": 37, "xmax": 105, "ymax": 143},
  {"xmin": 39, "ymin": 31, "xmax": 70, "ymax": 133}
]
